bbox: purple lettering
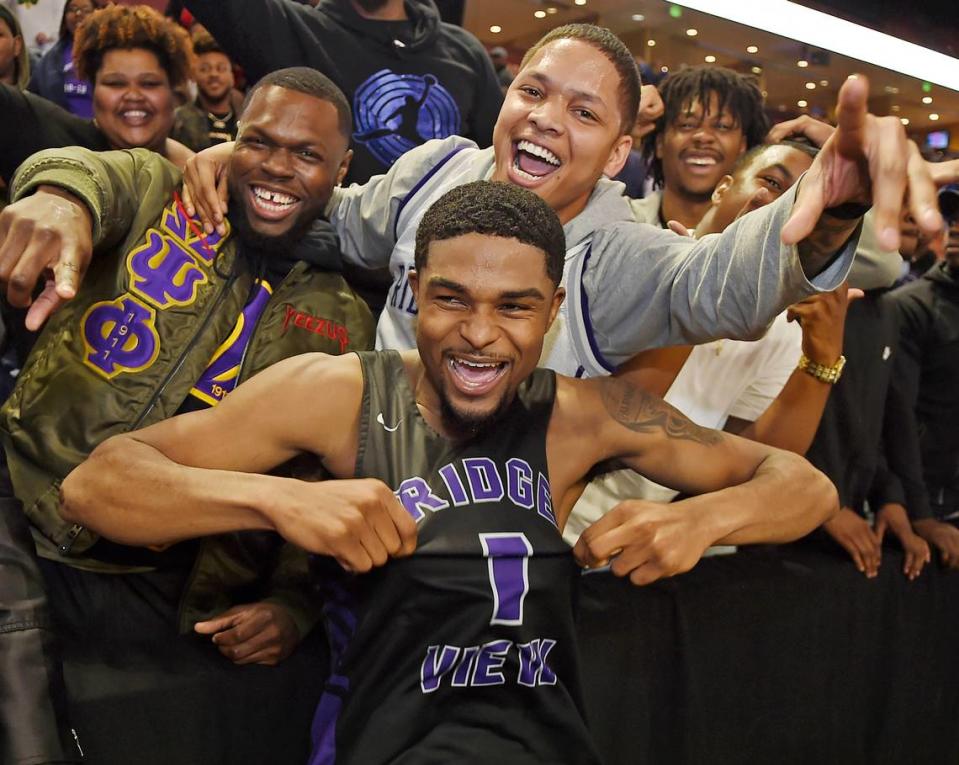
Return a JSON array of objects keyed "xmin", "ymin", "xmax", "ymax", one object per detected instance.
[
  {"xmin": 506, "ymin": 458, "xmax": 535, "ymax": 510},
  {"xmin": 396, "ymin": 477, "xmax": 449, "ymax": 522},
  {"xmin": 438, "ymin": 463, "xmax": 469, "ymax": 506},
  {"xmin": 420, "ymin": 645, "xmax": 460, "ymax": 693},
  {"xmin": 536, "ymin": 473, "xmax": 557, "ymax": 527},
  {"xmin": 471, "ymin": 640, "xmax": 512, "ymax": 687},
  {"xmin": 464, "ymin": 457, "xmax": 504, "ymax": 503},
  {"xmin": 451, "ymin": 646, "xmax": 479, "ymax": 687},
  {"xmin": 479, "ymin": 533, "xmax": 533, "ymax": 626},
  {"xmin": 518, "ymin": 639, "xmax": 557, "ymax": 687},
  {"xmin": 82, "ymin": 296, "xmax": 159, "ymax": 378},
  {"xmin": 127, "ymin": 231, "xmax": 207, "ymax": 308}
]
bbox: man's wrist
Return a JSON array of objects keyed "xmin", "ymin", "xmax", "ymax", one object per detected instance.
[{"xmin": 797, "ymin": 353, "xmax": 845, "ymax": 384}]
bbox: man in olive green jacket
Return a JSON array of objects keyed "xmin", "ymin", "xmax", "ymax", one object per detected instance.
[{"xmin": 0, "ymin": 68, "xmax": 373, "ymax": 764}]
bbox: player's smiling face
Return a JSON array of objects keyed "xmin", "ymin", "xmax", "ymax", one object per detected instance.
[
  {"xmin": 229, "ymin": 85, "xmax": 351, "ymax": 240},
  {"xmin": 490, "ymin": 39, "xmax": 632, "ymax": 225},
  {"xmin": 410, "ymin": 232, "xmax": 564, "ymax": 439}
]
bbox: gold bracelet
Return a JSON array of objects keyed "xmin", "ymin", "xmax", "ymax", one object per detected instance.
[{"xmin": 797, "ymin": 353, "xmax": 846, "ymax": 384}]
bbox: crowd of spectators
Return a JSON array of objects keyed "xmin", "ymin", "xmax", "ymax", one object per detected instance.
[{"xmin": 0, "ymin": 1, "xmax": 957, "ymax": 764}]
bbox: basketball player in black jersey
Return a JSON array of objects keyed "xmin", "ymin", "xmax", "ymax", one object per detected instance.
[{"xmin": 63, "ymin": 181, "xmax": 838, "ymax": 763}]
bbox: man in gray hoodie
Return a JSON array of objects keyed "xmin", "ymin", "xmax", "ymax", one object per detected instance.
[{"xmin": 181, "ymin": 24, "xmax": 940, "ymax": 379}]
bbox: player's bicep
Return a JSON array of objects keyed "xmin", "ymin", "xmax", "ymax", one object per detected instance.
[
  {"xmin": 591, "ymin": 377, "xmax": 767, "ymax": 495},
  {"xmin": 130, "ymin": 354, "xmax": 360, "ymax": 473}
]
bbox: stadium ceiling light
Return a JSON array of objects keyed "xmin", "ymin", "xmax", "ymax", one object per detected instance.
[
  {"xmin": 705, "ymin": 55, "xmax": 716, "ymax": 62},
  {"xmin": 922, "ymin": 96, "xmax": 933, "ymax": 104},
  {"xmin": 489, "ymin": 25, "xmax": 502, "ymax": 33},
  {"xmin": 672, "ymin": 0, "xmax": 959, "ymax": 91},
  {"xmin": 930, "ymin": 113, "xmax": 940, "ymax": 120},
  {"xmin": 647, "ymin": 39, "xmax": 656, "ymax": 46},
  {"xmin": 686, "ymin": 28, "xmax": 698, "ymax": 36},
  {"xmin": 900, "ymin": 117, "xmax": 910, "ymax": 125},
  {"xmin": 797, "ymin": 99, "xmax": 808, "ymax": 107},
  {"xmin": 746, "ymin": 45, "xmax": 759, "ymax": 53},
  {"xmin": 534, "ymin": 10, "xmax": 546, "ymax": 18},
  {"xmin": 574, "ymin": 0, "xmax": 587, "ymax": 5}
]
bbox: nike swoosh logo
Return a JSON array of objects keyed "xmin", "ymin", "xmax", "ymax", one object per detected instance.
[{"xmin": 376, "ymin": 412, "xmax": 401, "ymax": 432}]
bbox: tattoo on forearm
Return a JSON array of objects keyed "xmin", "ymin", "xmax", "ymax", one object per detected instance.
[
  {"xmin": 601, "ymin": 378, "xmax": 722, "ymax": 446},
  {"xmin": 798, "ymin": 214, "xmax": 858, "ymax": 276}
]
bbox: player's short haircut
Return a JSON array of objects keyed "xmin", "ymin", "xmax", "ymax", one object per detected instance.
[
  {"xmin": 643, "ymin": 65, "xmax": 770, "ymax": 188},
  {"xmin": 520, "ymin": 23, "xmax": 641, "ymax": 136},
  {"xmin": 243, "ymin": 66, "xmax": 352, "ymax": 139},
  {"xmin": 74, "ymin": 5, "xmax": 193, "ymax": 88},
  {"xmin": 732, "ymin": 138, "xmax": 819, "ymax": 178},
  {"xmin": 414, "ymin": 181, "xmax": 566, "ymax": 286}
]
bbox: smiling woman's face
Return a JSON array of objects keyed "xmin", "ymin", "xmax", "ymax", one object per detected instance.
[{"xmin": 93, "ymin": 48, "xmax": 175, "ymax": 154}]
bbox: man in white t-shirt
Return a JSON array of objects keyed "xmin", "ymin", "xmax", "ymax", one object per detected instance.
[{"xmin": 568, "ymin": 140, "xmax": 854, "ymax": 542}]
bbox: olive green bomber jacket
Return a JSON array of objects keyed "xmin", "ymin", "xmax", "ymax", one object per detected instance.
[{"xmin": 3, "ymin": 147, "xmax": 375, "ymax": 635}]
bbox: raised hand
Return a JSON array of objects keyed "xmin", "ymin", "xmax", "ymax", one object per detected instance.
[
  {"xmin": 0, "ymin": 186, "xmax": 93, "ymax": 330},
  {"xmin": 786, "ymin": 280, "xmax": 862, "ymax": 365},
  {"xmin": 781, "ymin": 75, "xmax": 941, "ymax": 254},
  {"xmin": 180, "ymin": 140, "xmax": 235, "ymax": 237}
]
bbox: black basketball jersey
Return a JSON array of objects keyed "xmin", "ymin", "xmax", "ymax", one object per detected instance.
[{"xmin": 307, "ymin": 351, "xmax": 602, "ymax": 765}]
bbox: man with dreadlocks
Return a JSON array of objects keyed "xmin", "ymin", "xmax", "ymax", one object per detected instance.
[{"xmin": 631, "ymin": 64, "xmax": 769, "ymax": 231}]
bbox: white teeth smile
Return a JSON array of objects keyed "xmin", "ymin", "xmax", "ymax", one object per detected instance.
[
  {"xmin": 450, "ymin": 358, "xmax": 503, "ymax": 369},
  {"xmin": 121, "ymin": 110, "xmax": 148, "ymax": 119},
  {"xmin": 517, "ymin": 139, "xmax": 561, "ymax": 166},
  {"xmin": 252, "ymin": 186, "xmax": 298, "ymax": 206},
  {"xmin": 686, "ymin": 157, "xmax": 717, "ymax": 166}
]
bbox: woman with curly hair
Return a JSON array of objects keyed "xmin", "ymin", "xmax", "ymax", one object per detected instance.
[{"xmin": 0, "ymin": 4, "xmax": 194, "ymax": 185}]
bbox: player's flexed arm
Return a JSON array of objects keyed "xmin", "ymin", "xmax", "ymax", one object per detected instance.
[
  {"xmin": 60, "ymin": 353, "xmax": 417, "ymax": 573},
  {"xmin": 549, "ymin": 375, "xmax": 838, "ymax": 585}
]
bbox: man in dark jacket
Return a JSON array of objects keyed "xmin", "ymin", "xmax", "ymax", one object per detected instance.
[
  {"xmin": 892, "ymin": 214, "xmax": 959, "ymax": 567},
  {"xmin": 0, "ymin": 67, "xmax": 373, "ymax": 765},
  {"xmin": 184, "ymin": 0, "xmax": 503, "ymax": 185}
]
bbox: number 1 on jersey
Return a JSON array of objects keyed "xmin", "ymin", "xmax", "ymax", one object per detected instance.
[{"xmin": 479, "ymin": 533, "xmax": 533, "ymax": 626}]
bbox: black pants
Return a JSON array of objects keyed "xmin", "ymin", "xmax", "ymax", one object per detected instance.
[
  {"xmin": 0, "ymin": 496, "xmax": 83, "ymax": 764},
  {"xmin": 36, "ymin": 554, "xmax": 328, "ymax": 765}
]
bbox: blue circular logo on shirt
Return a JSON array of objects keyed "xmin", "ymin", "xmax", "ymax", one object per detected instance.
[{"xmin": 353, "ymin": 69, "xmax": 461, "ymax": 166}]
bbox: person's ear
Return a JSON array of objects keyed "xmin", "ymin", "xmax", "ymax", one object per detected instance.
[
  {"xmin": 408, "ymin": 268, "xmax": 419, "ymax": 299},
  {"xmin": 603, "ymin": 134, "xmax": 632, "ymax": 178},
  {"xmin": 12, "ymin": 35, "xmax": 22, "ymax": 59},
  {"xmin": 336, "ymin": 149, "xmax": 353, "ymax": 186},
  {"xmin": 655, "ymin": 131, "xmax": 664, "ymax": 160},
  {"xmin": 712, "ymin": 174, "xmax": 734, "ymax": 204},
  {"xmin": 546, "ymin": 286, "xmax": 566, "ymax": 330}
]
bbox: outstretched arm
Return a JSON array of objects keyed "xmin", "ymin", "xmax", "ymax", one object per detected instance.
[
  {"xmin": 60, "ymin": 353, "xmax": 416, "ymax": 572},
  {"xmin": 2, "ymin": 147, "xmax": 181, "ymax": 329},
  {"xmin": 555, "ymin": 376, "xmax": 837, "ymax": 583}
]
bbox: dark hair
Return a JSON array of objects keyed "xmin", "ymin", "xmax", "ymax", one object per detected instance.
[
  {"xmin": 0, "ymin": 5, "xmax": 30, "ymax": 90},
  {"xmin": 732, "ymin": 138, "xmax": 819, "ymax": 178},
  {"xmin": 59, "ymin": 0, "xmax": 95, "ymax": 41},
  {"xmin": 191, "ymin": 30, "xmax": 225, "ymax": 58},
  {"xmin": 643, "ymin": 65, "xmax": 770, "ymax": 188},
  {"xmin": 520, "ymin": 23, "xmax": 641, "ymax": 136},
  {"xmin": 243, "ymin": 66, "xmax": 352, "ymax": 139},
  {"xmin": 73, "ymin": 5, "xmax": 193, "ymax": 88},
  {"xmin": 414, "ymin": 181, "xmax": 566, "ymax": 286}
]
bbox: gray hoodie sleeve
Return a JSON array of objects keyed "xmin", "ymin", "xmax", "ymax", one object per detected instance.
[
  {"xmin": 584, "ymin": 182, "xmax": 858, "ymax": 367},
  {"xmin": 326, "ymin": 135, "xmax": 477, "ymax": 270}
]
